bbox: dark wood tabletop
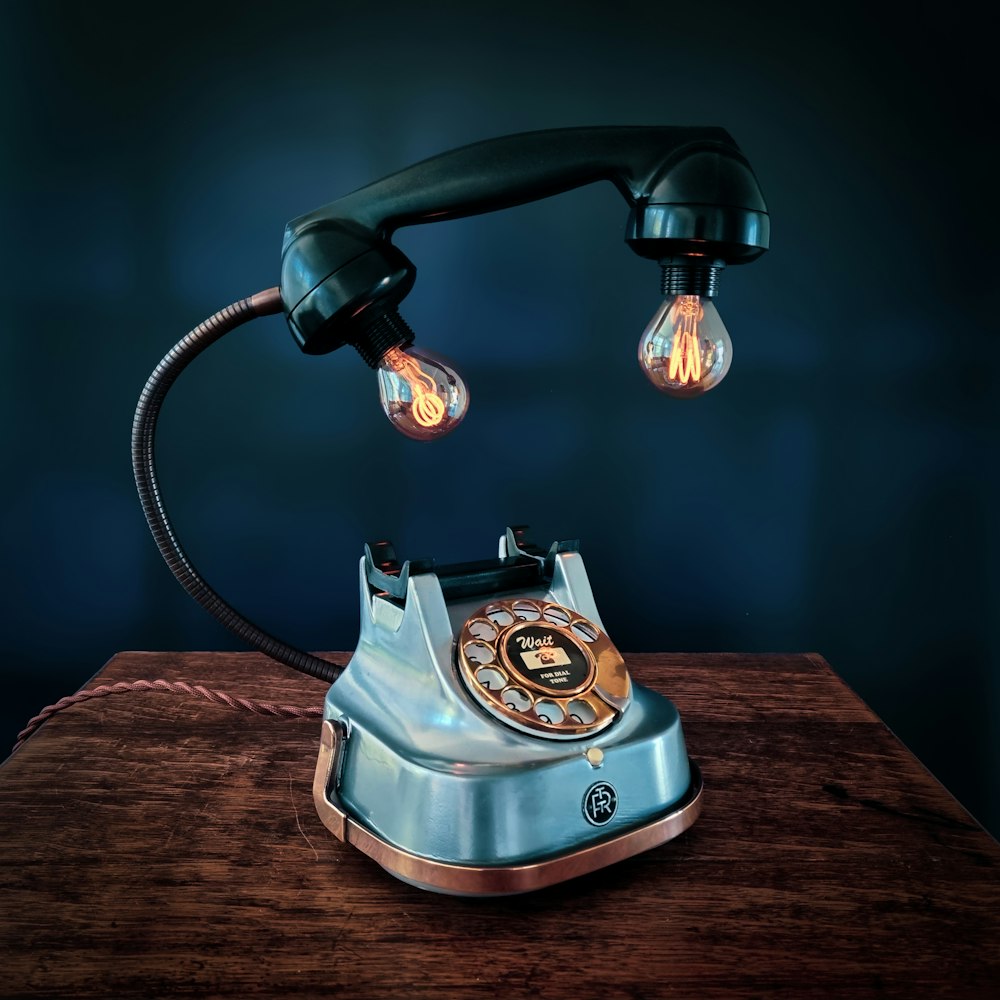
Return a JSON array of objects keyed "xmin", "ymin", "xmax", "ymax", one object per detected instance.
[{"xmin": 2, "ymin": 650, "xmax": 998, "ymax": 999}]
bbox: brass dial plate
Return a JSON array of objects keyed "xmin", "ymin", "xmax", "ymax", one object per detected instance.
[{"xmin": 456, "ymin": 598, "xmax": 631, "ymax": 740}]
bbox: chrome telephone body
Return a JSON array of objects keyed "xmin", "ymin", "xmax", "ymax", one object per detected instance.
[{"xmin": 312, "ymin": 529, "xmax": 702, "ymax": 895}]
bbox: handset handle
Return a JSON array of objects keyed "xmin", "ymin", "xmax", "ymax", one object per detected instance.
[{"xmin": 289, "ymin": 125, "xmax": 744, "ymax": 237}]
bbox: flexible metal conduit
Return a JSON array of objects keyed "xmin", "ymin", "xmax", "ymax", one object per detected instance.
[{"xmin": 131, "ymin": 287, "xmax": 341, "ymax": 684}]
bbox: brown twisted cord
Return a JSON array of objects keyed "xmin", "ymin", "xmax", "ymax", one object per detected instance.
[{"xmin": 13, "ymin": 681, "xmax": 324, "ymax": 753}]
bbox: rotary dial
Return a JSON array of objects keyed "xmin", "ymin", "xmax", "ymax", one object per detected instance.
[{"xmin": 456, "ymin": 598, "xmax": 631, "ymax": 740}]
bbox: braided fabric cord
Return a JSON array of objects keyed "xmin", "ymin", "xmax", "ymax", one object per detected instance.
[{"xmin": 14, "ymin": 680, "xmax": 324, "ymax": 753}]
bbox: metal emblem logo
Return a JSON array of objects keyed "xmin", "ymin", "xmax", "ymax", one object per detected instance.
[{"xmin": 583, "ymin": 781, "xmax": 618, "ymax": 826}]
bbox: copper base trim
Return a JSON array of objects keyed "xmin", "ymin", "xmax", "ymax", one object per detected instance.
[{"xmin": 312, "ymin": 719, "xmax": 703, "ymax": 895}]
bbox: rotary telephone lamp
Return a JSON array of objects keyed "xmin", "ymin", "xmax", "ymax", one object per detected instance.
[{"xmin": 133, "ymin": 127, "xmax": 769, "ymax": 895}]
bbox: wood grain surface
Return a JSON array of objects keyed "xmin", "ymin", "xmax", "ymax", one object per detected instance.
[{"xmin": 2, "ymin": 650, "xmax": 999, "ymax": 999}]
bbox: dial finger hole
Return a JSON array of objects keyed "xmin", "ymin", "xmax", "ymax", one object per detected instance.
[
  {"xmin": 571, "ymin": 620, "xmax": 599, "ymax": 643},
  {"xmin": 512, "ymin": 600, "xmax": 541, "ymax": 621},
  {"xmin": 476, "ymin": 667, "xmax": 507, "ymax": 691},
  {"xmin": 567, "ymin": 699, "xmax": 597, "ymax": 725},
  {"xmin": 486, "ymin": 607, "xmax": 515, "ymax": 627},
  {"xmin": 464, "ymin": 641, "xmax": 495, "ymax": 665},
  {"xmin": 534, "ymin": 699, "xmax": 565, "ymax": 725},
  {"xmin": 468, "ymin": 619, "xmax": 498, "ymax": 642},
  {"xmin": 502, "ymin": 687, "xmax": 532, "ymax": 712},
  {"xmin": 542, "ymin": 605, "xmax": 571, "ymax": 627}
]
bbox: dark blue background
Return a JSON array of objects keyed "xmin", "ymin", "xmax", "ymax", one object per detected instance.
[{"xmin": 2, "ymin": 1, "xmax": 997, "ymax": 835}]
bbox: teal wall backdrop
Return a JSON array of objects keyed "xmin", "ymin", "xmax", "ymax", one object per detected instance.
[{"xmin": 2, "ymin": 1, "xmax": 997, "ymax": 834}]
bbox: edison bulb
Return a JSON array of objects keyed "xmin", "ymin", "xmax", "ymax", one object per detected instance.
[
  {"xmin": 377, "ymin": 345, "xmax": 469, "ymax": 440},
  {"xmin": 638, "ymin": 295, "xmax": 733, "ymax": 397}
]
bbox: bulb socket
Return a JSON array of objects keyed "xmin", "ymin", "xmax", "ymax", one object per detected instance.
[
  {"xmin": 660, "ymin": 261, "xmax": 724, "ymax": 298},
  {"xmin": 351, "ymin": 308, "xmax": 416, "ymax": 368}
]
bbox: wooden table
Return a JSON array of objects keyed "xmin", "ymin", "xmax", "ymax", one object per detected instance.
[{"xmin": 2, "ymin": 651, "xmax": 999, "ymax": 998}]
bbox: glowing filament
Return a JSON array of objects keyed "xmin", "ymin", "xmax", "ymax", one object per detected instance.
[
  {"xmin": 667, "ymin": 295, "xmax": 705, "ymax": 385},
  {"xmin": 384, "ymin": 347, "xmax": 446, "ymax": 428}
]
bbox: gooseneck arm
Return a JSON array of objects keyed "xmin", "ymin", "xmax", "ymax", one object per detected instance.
[{"xmin": 132, "ymin": 287, "xmax": 342, "ymax": 683}]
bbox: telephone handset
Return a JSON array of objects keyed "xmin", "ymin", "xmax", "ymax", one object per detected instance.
[{"xmin": 312, "ymin": 526, "xmax": 702, "ymax": 895}]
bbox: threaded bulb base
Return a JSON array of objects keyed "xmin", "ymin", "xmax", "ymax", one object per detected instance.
[
  {"xmin": 660, "ymin": 261, "xmax": 724, "ymax": 298},
  {"xmin": 352, "ymin": 308, "xmax": 416, "ymax": 368}
]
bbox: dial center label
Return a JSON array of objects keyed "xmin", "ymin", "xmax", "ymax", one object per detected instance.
[{"xmin": 503, "ymin": 624, "xmax": 591, "ymax": 692}]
